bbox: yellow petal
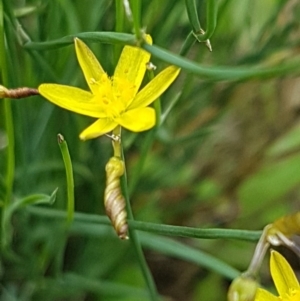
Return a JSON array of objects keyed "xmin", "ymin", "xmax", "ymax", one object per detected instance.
[
  {"xmin": 113, "ymin": 35, "xmax": 152, "ymax": 97},
  {"xmin": 38, "ymin": 84, "xmax": 105, "ymax": 118},
  {"xmin": 270, "ymin": 250, "xmax": 300, "ymax": 297},
  {"xmin": 255, "ymin": 288, "xmax": 278, "ymax": 301},
  {"xmin": 116, "ymin": 107, "xmax": 155, "ymax": 132},
  {"xmin": 79, "ymin": 118, "xmax": 117, "ymax": 140},
  {"xmin": 74, "ymin": 38, "xmax": 107, "ymax": 94},
  {"xmin": 39, "ymin": 84, "xmax": 106, "ymax": 118},
  {"xmin": 128, "ymin": 65, "xmax": 180, "ymax": 110}
]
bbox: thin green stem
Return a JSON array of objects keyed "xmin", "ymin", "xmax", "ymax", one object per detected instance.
[
  {"xmin": 108, "ymin": 115, "xmax": 157, "ymax": 297},
  {"xmin": 160, "ymin": 92, "xmax": 182, "ymax": 125},
  {"xmin": 52, "ymin": 229, "xmax": 68, "ymax": 276},
  {"xmin": 147, "ymin": 69, "xmax": 161, "ymax": 127},
  {"xmin": 25, "ymin": 206, "xmax": 262, "ymax": 242},
  {"xmin": 1, "ymin": 103, "xmax": 14, "ymax": 208},
  {"xmin": 121, "ymin": 151, "xmax": 159, "ymax": 301},
  {"xmin": 114, "ymin": 0, "xmax": 124, "ymax": 63},
  {"xmin": 112, "ymin": 125, "xmax": 122, "ymax": 157},
  {"xmin": 0, "ymin": 0, "xmax": 14, "ymax": 208},
  {"xmin": 142, "ymin": 43, "xmax": 300, "ymax": 81},
  {"xmin": 153, "ymin": 99, "xmax": 161, "ymax": 126},
  {"xmin": 115, "ymin": 0, "xmax": 124, "ymax": 33},
  {"xmin": 196, "ymin": 0, "xmax": 217, "ymax": 41},
  {"xmin": 128, "ymin": 69, "xmax": 160, "ymax": 196},
  {"xmin": 246, "ymin": 226, "xmax": 270, "ymax": 276},
  {"xmin": 130, "ymin": 220, "xmax": 261, "ymax": 242},
  {"xmin": 128, "ymin": 130, "xmax": 156, "ymax": 196},
  {"xmin": 60, "ymin": 273, "xmax": 151, "ymax": 298},
  {"xmin": 24, "ymin": 33, "xmax": 300, "ymax": 80},
  {"xmin": 140, "ymin": 233, "xmax": 240, "ymax": 280},
  {"xmin": 4, "ymin": 12, "xmax": 58, "ymax": 81},
  {"xmin": 179, "ymin": 31, "xmax": 197, "ymax": 56},
  {"xmin": 128, "ymin": 0, "xmax": 142, "ymax": 40},
  {"xmin": 57, "ymin": 134, "xmax": 74, "ymax": 224},
  {"xmin": 185, "ymin": 0, "xmax": 201, "ymax": 32},
  {"xmin": 23, "ymin": 32, "xmax": 137, "ymax": 51},
  {"xmin": 24, "ymin": 206, "xmax": 245, "ymax": 281}
]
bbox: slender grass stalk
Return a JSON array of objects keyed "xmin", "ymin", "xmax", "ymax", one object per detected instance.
[
  {"xmin": 56, "ymin": 134, "xmax": 74, "ymax": 276},
  {"xmin": 115, "ymin": 0, "xmax": 124, "ymax": 33},
  {"xmin": 130, "ymin": 220, "xmax": 261, "ymax": 242},
  {"xmin": 109, "ymin": 124, "xmax": 158, "ymax": 298},
  {"xmin": 128, "ymin": 0, "xmax": 142, "ymax": 40},
  {"xmin": 140, "ymin": 233, "xmax": 240, "ymax": 279},
  {"xmin": 196, "ymin": 0, "xmax": 217, "ymax": 41},
  {"xmin": 25, "ymin": 207, "xmax": 259, "ymax": 280},
  {"xmin": 57, "ymin": 134, "xmax": 74, "ymax": 224},
  {"xmin": 160, "ymin": 92, "xmax": 182, "ymax": 125},
  {"xmin": 184, "ymin": 0, "xmax": 216, "ymax": 51},
  {"xmin": 23, "ymin": 32, "xmax": 137, "ymax": 50},
  {"xmin": 121, "ymin": 152, "xmax": 159, "ymax": 301},
  {"xmin": 24, "ymin": 33, "xmax": 300, "ymax": 81},
  {"xmin": 128, "ymin": 69, "xmax": 160, "ymax": 196},
  {"xmin": 179, "ymin": 31, "xmax": 196, "ymax": 56},
  {"xmin": 142, "ymin": 43, "xmax": 300, "ymax": 81},
  {"xmin": 3, "ymin": 14, "xmax": 59, "ymax": 81},
  {"xmin": 114, "ymin": 0, "xmax": 124, "ymax": 63},
  {"xmin": 52, "ymin": 229, "xmax": 68, "ymax": 276},
  {"xmin": 62, "ymin": 272, "xmax": 152, "ymax": 298},
  {"xmin": 0, "ymin": 0, "xmax": 14, "ymax": 209},
  {"xmin": 146, "ymin": 69, "xmax": 161, "ymax": 127},
  {"xmin": 128, "ymin": 130, "xmax": 156, "ymax": 196},
  {"xmin": 185, "ymin": 0, "xmax": 201, "ymax": 32},
  {"xmin": 112, "ymin": 126, "xmax": 122, "ymax": 157},
  {"xmin": 25, "ymin": 206, "xmax": 262, "ymax": 242}
]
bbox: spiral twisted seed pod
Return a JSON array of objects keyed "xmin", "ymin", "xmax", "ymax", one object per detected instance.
[
  {"xmin": 0, "ymin": 85, "xmax": 39, "ymax": 98},
  {"xmin": 104, "ymin": 157, "xmax": 128, "ymax": 239}
]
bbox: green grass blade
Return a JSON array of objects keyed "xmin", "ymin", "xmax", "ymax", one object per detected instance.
[
  {"xmin": 57, "ymin": 134, "xmax": 74, "ymax": 224},
  {"xmin": 140, "ymin": 233, "xmax": 240, "ymax": 280}
]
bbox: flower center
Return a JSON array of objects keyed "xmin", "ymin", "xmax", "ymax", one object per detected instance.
[{"xmin": 91, "ymin": 74, "xmax": 136, "ymax": 119}]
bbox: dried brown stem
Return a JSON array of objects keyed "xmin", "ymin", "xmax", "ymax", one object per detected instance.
[{"xmin": 0, "ymin": 85, "xmax": 39, "ymax": 99}]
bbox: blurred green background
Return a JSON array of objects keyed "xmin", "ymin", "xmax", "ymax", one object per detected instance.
[{"xmin": 1, "ymin": 0, "xmax": 300, "ymax": 300}]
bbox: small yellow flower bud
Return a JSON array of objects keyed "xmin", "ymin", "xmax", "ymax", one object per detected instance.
[{"xmin": 227, "ymin": 274, "xmax": 259, "ymax": 301}]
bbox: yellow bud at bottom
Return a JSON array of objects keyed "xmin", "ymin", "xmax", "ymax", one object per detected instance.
[{"xmin": 227, "ymin": 274, "xmax": 259, "ymax": 301}]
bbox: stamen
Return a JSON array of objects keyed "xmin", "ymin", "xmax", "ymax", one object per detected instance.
[
  {"xmin": 146, "ymin": 62, "xmax": 157, "ymax": 70},
  {"xmin": 89, "ymin": 78, "xmax": 98, "ymax": 85},
  {"xmin": 106, "ymin": 133, "xmax": 121, "ymax": 143}
]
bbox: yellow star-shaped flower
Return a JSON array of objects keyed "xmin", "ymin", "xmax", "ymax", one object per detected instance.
[
  {"xmin": 255, "ymin": 250, "xmax": 300, "ymax": 301},
  {"xmin": 39, "ymin": 36, "xmax": 180, "ymax": 140}
]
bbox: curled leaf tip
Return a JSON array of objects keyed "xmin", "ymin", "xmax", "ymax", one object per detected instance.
[{"xmin": 57, "ymin": 133, "xmax": 65, "ymax": 143}]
